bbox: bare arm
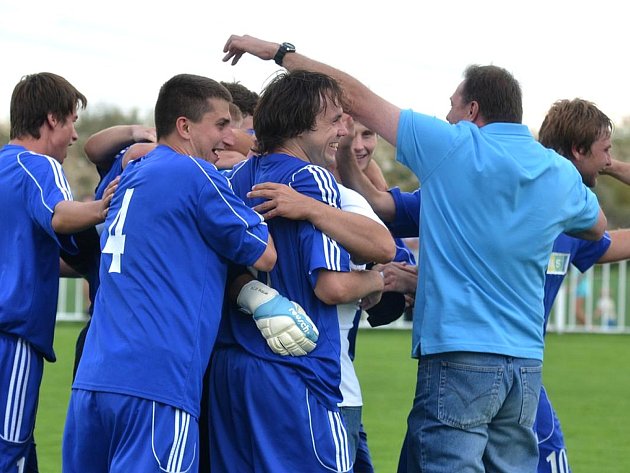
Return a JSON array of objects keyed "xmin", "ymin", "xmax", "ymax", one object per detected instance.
[
  {"xmin": 52, "ymin": 177, "xmax": 118, "ymax": 234},
  {"xmin": 597, "ymin": 229, "xmax": 630, "ymax": 263},
  {"xmin": 250, "ymin": 234, "xmax": 277, "ymax": 272},
  {"xmin": 84, "ymin": 125, "xmax": 156, "ymax": 168},
  {"xmin": 314, "ymin": 269, "xmax": 384, "ymax": 306},
  {"xmin": 600, "ymin": 159, "xmax": 630, "ymax": 186},
  {"xmin": 335, "ymin": 119, "xmax": 397, "ymax": 222},
  {"xmin": 567, "ymin": 208, "xmax": 607, "ymax": 241},
  {"xmin": 364, "ymin": 159, "xmax": 389, "ymax": 192},
  {"xmin": 222, "ymin": 35, "xmax": 401, "ymax": 146},
  {"xmin": 248, "ymin": 182, "xmax": 395, "ymax": 264}
]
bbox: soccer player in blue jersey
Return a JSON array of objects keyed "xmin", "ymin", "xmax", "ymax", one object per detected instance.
[
  {"xmin": 0, "ymin": 72, "xmax": 116, "ymax": 473},
  {"xmin": 534, "ymin": 98, "xmax": 629, "ymax": 473},
  {"xmin": 62, "ymin": 74, "xmax": 277, "ymax": 473},
  {"xmin": 209, "ymin": 70, "xmax": 386, "ymax": 473},
  {"xmin": 221, "ymin": 36, "xmax": 608, "ymax": 472}
]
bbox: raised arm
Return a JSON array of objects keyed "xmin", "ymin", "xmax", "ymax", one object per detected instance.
[
  {"xmin": 222, "ymin": 35, "xmax": 401, "ymax": 146},
  {"xmin": 84, "ymin": 125, "xmax": 156, "ymax": 169},
  {"xmin": 600, "ymin": 158, "xmax": 630, "ymax": 186},
  {"xmin": 335, "ymin": 116, "xmax": 397, "ymax": 222}
]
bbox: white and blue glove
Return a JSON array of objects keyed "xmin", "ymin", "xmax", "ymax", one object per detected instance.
[{"xmin": 237, "ymin": 280, "xmax": 319, "ymax": 356}]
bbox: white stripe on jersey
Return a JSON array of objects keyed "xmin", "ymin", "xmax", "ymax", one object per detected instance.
[
  {"xmin": 17, "ymin": 151, "xmax": 73, "ymax": 214},
  {"xmin": 303, "ymin": 166, "xmax": 342, "ymax": 271},
  {"xmin": 187, "ymin": 156, "xmax": 269, "ymax": 247},
  {"xmin": 2, "ymin": 338, "xmax": 31, "ymax": 443},
  {"xmin": 44, "ymin": 155, "xmax": 73, "ymax": 201}
]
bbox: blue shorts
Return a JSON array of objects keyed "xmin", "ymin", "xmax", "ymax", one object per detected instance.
[
  {"xmin": 209, "ymin": 345, "xmax": 351, "ymax": 472},
  {"xmin": 535, "ymin": 386, "xmax": 571, "ymax": 473},
  {"xmin": 63, "ymin": 390, "xmax": 198, "ymax": 473},
  {"xmin": 0, "ymin": 334, "xmax": 42, "ymax": 473}
]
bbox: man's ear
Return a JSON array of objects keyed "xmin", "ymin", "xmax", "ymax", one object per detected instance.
[
  {"xmin": 571, "ymin": 144, "xmax": 586, "ymax": 162},
  {"xmin": 176, "ymin": 117, "xmax": 191, "ymax": 138},
  {"xmin": 469, "ymin": 101, "xmax": 481, "ymax": 123},
  {"xmin": 46, "ymin": 113, "xmax": 58, "ymax": 129}
]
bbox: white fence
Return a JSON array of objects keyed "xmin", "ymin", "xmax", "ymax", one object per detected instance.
[{"xmin": 57, "ymin": 262, "xmax": 630, "ymax": 333}]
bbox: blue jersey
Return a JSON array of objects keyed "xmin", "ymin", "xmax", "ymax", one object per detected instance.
[
  {"xmin": 220, "ymin": 154, "xmax": 351, "ymax": 408},
  {"xmin": 388, "ymin": 187, "xmax": 420, "ymax": 238},
  {"xmin": 73, "ymin": 145, "xmax": 270, "ymax": 417},
  {"xmin": 397, "ymin": 110, "xmax": 601, "ymax": 360},
  {"xmin": 0, "ymin": 144, "xmax": 76, "ymax": 361},
  {"xmin": 94, "ymin": 147, "xmax": 125, "ymax": 200},
  {"xmin": 542, "ymin": 233, "xmax": 611, "ymax": 327}
]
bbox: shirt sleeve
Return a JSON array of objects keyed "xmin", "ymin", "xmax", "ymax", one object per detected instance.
[
  {"xmin": 396, "ymin": 109, "xmax": 461, "ymax": 182},
  {"xmin": 22, "ymin": 152, "xmax": 77, "ymax": 253},
  {"xmin": 290, "ymin": 165, "xmax": 351, "ymax": 284},
  {"xmin": 387, "ymin": 187, "xmax": 421, "ymax": 238},
  {"xmin": 196, "ymin": 165, "xmax": 269, "ymax": 267}
]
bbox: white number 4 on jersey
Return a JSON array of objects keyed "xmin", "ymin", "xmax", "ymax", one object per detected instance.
[{"xmin": 102, "ymin": 188, "xmax": 135, "ymax": 273}]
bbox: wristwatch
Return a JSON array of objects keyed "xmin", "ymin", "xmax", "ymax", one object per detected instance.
[{"xmin": 273, "ymin": 42, "xmax": 296, "ymax": 66}]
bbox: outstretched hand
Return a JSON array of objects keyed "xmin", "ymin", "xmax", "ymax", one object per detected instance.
[{"xmin": 222, "ymin": 35, "xmax": 280, "ymax": 65}]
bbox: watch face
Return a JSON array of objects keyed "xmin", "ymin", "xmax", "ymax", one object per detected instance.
[{"xmin": 283, "ymin": 42, "xmax": 296, "ymax": 52}]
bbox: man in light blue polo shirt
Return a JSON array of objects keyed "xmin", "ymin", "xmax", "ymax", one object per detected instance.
[{"xmin": 222, "ymin": 35, "xmax": 607, "ymax": 473}]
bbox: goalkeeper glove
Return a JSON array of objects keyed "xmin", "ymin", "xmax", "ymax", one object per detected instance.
[{"xmin": 237, "ymin": 280, "xmax": 319, "ymax": 356}]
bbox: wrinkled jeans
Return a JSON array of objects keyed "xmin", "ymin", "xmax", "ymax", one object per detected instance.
[{"xmin": 399, "ymin": 351, "xmax": 542, "ymax": 473}]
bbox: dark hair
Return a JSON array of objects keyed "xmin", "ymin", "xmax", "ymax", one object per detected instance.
[
  {"xmin": 538, "ymin": 98, "xmax": 613, "ymax": 159},
  {"xmin": 10, "ymin": 72, "xmax": 87, "ymax": 140},
  {"xmin": 154, "ymin": 74, "xmax": 232, "ymax": 139},
  {"xmin": 462, "ymin": 65, "xmax": 522, "ymax": 124},
  {"xmin": 220, "ymin": 81, "xmax": 259, "ymax": 116},
  {"xmin": 254, "ymin": 70, "xmax": 347, "ymax": 155}
]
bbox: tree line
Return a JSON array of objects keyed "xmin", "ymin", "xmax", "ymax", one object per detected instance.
[{"xmin": 1, "ymin": 108, "xmax": 629, "ymax": 227}]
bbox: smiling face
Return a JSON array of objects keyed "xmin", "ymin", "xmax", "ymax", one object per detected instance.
[
  {"xmin": 187, "ymin": 98, "xmax": 235, "ymax": 164},
  {"xmin": 352, "ymin": 121, "xmax": 378, "ymax": 171},
  {"xmin": 297, "ymin": 96, "xmax": 348, "ymax": 168},
  {"xmin": 574, "ymin": 132, "xmax": 613, "ymax": 188}
]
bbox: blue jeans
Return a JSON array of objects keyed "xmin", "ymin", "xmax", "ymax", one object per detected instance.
[
  {"xmin": 341, "ymin": 406, "xmax": 362, "ymax": 463},
  {"xmin": 400, "ymin": 351, "xmax": 542, "ymax": 473}
]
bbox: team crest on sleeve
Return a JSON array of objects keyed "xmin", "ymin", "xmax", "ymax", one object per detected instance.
[{"xmin": 546, "ymin": 253, "xmax": 570, "ymax": 275}]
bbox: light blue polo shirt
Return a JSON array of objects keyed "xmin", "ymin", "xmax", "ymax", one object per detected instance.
[{"xmin": 396, "ymin": 110, "xmax": 600, "ymax": 360}]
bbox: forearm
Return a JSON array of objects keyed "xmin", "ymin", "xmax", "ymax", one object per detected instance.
[
  {"xmin": 85, "ymin": 125, "xmax": 156, "ymax": 167},
  {"xmin": 283, "ymin": 53, "xmax": 398, "ymax": 145},
  {"xmin": 52, "ymin": 200, "xmax": 106, "ymax": 234},
  {"xmin": 314, "ymin": 269, "xmax": 384, "ymax": 305},
  {"xmin": 601, "ymin": 159, "xmax": 630, "ymax": 186},
  {"xmin": 598, "ymin": 229, "xmax": 630, "ymax": 263},
  {"xmin": 306, "ymin": 203, "xmax": 395, "ymax": 264},
  {"xmin": 336, "ymin": 146, "xmax": 396, "ymax": 222}
]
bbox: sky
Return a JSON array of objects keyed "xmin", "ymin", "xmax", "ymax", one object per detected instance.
[{"xmin": 1, "ymin": 0, "xmax": 628, "ymax": 134}]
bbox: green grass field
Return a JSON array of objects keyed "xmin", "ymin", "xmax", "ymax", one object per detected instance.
[{"xmin": 37, "ymin": 324, "xmax": 630, "ymax": 472}]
